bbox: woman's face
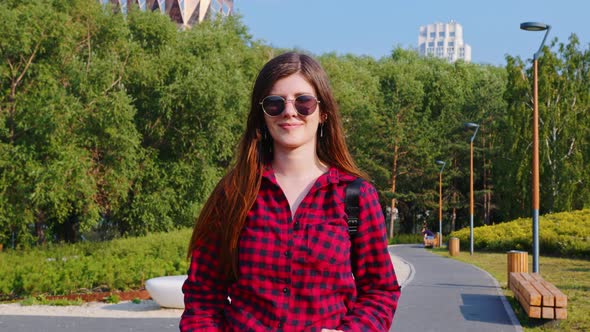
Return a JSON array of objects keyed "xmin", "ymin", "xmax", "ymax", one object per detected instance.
[{"xmin": 263, "ymin": 73, "xmax": 322, "ymax": 154}]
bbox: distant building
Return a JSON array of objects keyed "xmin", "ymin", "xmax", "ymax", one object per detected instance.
[
  {"xmin": 418, "ymin": 21, "xmax": 471, "ymax": 63},
  {"xmin": 98, "ymin": 0, "xmax": 234, "ymax": 28}
]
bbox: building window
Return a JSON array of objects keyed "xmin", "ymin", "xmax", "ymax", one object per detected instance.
[
  {"xmin": 448, "ymin": 41, "xmax": 454, "ymax": 47},
  {"xmin": 450, "ymin": 31, "xmax": 456, "ymax": 37},
  {"xmin": 428, "ymin": 42, "xmax": 435, "ymax": 47},
  {"xmin": 439, "ymin": 31, "xmax": 445, "ymax": 37},
  {"xmin": 437, "ymin": 41, "xmax": 444, "ymax": 46},
  {"xmin": 430, "ymin": 32, "xmax": 436, "ymax": 38}
]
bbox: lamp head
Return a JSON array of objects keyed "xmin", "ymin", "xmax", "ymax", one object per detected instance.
[
  {"xmin": 435, "ymin": 160, "xmax": 445, "ymax": 166},
  {"xmin": 464, "ymin": 122, "xmax": 480, "ymax": 142},
  {"xmin": 520, "ymin": 21, "xmax": 551, "ymax": 60},
  {"xmin": 520, "ymin": 22, "xmax": 549, "ymax": 31}
]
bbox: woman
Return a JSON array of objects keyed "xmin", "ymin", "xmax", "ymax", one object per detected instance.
[{"xmin": 180, "ymin": 52, "xmax": 400, "ymax": 332}]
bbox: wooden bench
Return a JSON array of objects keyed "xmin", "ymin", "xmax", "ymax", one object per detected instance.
[{"xmin": 509, "ymin": 272, "xmax": 567, "ymax": 319}]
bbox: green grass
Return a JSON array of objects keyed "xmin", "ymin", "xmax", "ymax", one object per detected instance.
[
  {"xmin": 20, "ymin": 295, "xmax": 83, "ymax": 306},
  {"xmin": 103, "ymin": 294, "xmax": 120, "ymax": 304},
  {"xmin": 431, "ymin": 247, "xmax": 590, "ymax": 332}
]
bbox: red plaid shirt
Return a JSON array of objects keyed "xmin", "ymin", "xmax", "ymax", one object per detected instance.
[{"xmin": 180, "ymin": 166, "xmax": 400, "ymax": 331}]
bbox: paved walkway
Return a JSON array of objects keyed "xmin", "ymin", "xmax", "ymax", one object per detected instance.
[
  {"xmin": 0, "ymin": 316, "xmax": 179, "ymax": 331},
  {"xmin": 389, "ymin": 244, "xmax": 522, "ymax": 332}
]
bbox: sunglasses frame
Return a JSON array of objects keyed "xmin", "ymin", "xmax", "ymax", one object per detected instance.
[{"xmin": 259, "ymin": 94, "xmax": 321, "ymax": 117}]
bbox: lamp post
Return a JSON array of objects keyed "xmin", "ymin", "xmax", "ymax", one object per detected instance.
[
  {"xmin": 520, "ymin": 22, "xmax": 551, "ymax": 273},
  {"xmin": 435, "ymin": 160, "xmax": 446, "ymax": 247},
  {"xmin": 465, "ymin": 122, "xmax": 479, "ymax": 256}
]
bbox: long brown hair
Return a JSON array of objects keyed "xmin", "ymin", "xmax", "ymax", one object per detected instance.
[{"xmin": 188, "ymin": 52, "xmax": 367, "ymax": 280}]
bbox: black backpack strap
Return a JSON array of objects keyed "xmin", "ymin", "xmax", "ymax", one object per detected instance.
[{"xmin": 345, "ymin": 178, "xmax": 363, "ymax": 237}]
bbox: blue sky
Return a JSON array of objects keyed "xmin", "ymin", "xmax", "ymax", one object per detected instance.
[{"xmin": 233, "ymin": 0, "xmax": 589, "ymax": 66}]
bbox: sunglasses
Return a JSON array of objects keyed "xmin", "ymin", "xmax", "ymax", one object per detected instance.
[{"xmin": 259, "ymin": 95, "xmax": 320, "ymax": 117}]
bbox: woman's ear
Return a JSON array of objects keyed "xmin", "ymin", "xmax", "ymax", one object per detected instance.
[{"xmin": 321, "ymin": 113, "xmax": 328, "ymax": 123}]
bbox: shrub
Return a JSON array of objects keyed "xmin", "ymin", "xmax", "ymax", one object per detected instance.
[
  {"xmin": 450, "ymin": 209, "xmax": 590, "ymax": 257},
  {"xmin": 389, "ymin": 233, "xmax": 423, "ymax": 245},
  {"xmin": 0, "ymin": 228, "xmax": 192, "ymax": 299}
]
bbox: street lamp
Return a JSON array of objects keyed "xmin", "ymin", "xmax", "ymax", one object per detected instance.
[
  {"xmin": 520, "ymin": 21, "xmax": 551, "ymax": 273},
  {"xmin": 435, "ymin": 160, "xmax": 446, "ymax": 247},
  {"xmin": 465, "ymin": 122, "xmax": 479, "ymax": 256}
]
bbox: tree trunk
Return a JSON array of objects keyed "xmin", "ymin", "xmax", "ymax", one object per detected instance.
[
  {"xmin": 483, "ymin": 132, "xmax": 489, "ymax": 224},
  {"xmin": 390, "ymin": 143, "xmax": 399, "ymax": 238},
  {"xmin": 35, "ymin": 210, "xmax": 47, "ymax": 245},
  {"xmin": 451, "ymin": 158, "xmax": 458, "ymax": 232},
  {"xmin": 451, "ymin": 207, "xmax": 457, "ymax": 232}
]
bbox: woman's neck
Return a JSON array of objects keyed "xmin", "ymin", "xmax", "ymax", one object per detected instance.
[
  {"xmin": 271, "ymin": 147, "xmax": 328, "ymax": 178},
  {"xmin": 271, "ymin": 147, "xmax": 329, "ymax": 216}
]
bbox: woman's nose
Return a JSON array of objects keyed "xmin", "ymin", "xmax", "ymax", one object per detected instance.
[{"xmin": 282, "ymin": 99, "xmax": 298, "ymax": 116}]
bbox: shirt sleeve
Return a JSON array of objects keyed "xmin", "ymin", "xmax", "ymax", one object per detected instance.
[
  {"xmin": 179, "ymin": 235, "xmax": 229, "ymax": 332},
  {"xmin": 337, "ymin": 181, "xmax": 401, "ymax": 331}
]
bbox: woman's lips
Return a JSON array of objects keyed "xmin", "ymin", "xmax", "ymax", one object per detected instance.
[{"xmin": 278, "ymin": 123, "xmax": 302, "ymax": 129}]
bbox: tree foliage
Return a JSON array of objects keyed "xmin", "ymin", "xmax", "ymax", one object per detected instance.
[
  {"xmin": 1, "ymin": 0, "xmax": 589, "ymax": 247},
  {"xmin": 500, "ymin": 35, "xmax": 590, "ymax": 219}
]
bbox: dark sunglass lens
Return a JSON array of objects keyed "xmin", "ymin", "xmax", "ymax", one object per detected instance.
[
  {"xmin": 294, "ymin": 95, "xmax": 317, "ymax": 115},
  {"xmin": 262, "ymin": 96, "xmax": 285, "ymax": 116}
]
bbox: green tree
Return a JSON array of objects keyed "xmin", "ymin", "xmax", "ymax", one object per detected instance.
[
  {"xmin": 500, "ymin": 35, "xmax": 590, "ymax": 219},
  {"xmin": 119, "ymin": 14, "xmax": 265, "ymax": 235},
  {"xmin": 0, "ymin": 0, "xmax": 140, "ymax": 245}
]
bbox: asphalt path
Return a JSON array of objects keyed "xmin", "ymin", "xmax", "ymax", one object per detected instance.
[
  {"xmin": 389, "ymin": 244, "xmax": 522, "ymax": 332},
  {"xmin": 0, "ymin": 315, "xmax": 179, "ymax": 331}
]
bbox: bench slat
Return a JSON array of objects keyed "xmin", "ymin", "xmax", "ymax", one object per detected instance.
[
  {"xmin": 541, "ymin": 306, "xmax": 555, "ymax": 319},
  {"xmin": 520, "ymin": 280, "xmax": 542, "ymax": 306},
  {"xmin": 509, "ymin": 272, "xmax": 526, "ymax": 293},
  {"xmin": 555, "ymin": 307, "xmax": 568, "ymax": 320},
  {"xmin": 541, "ymin": 280, "xmax": 567, "ymax": 308},
  {"xmin": 531, "ymin": 281, "xmax": 555, "ymax": 307},
  {"xmin": 521, "ymin": 272, "xmax": 537, "ymax": 282},
  {"xmin": 514, "ymin": 286, "xmax": 541, "ymax": 318}
]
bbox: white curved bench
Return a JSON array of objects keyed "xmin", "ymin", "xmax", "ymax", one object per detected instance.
[{"xmin": 145, "ymin": 275, "xmax": 187, "ymax": 309}]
